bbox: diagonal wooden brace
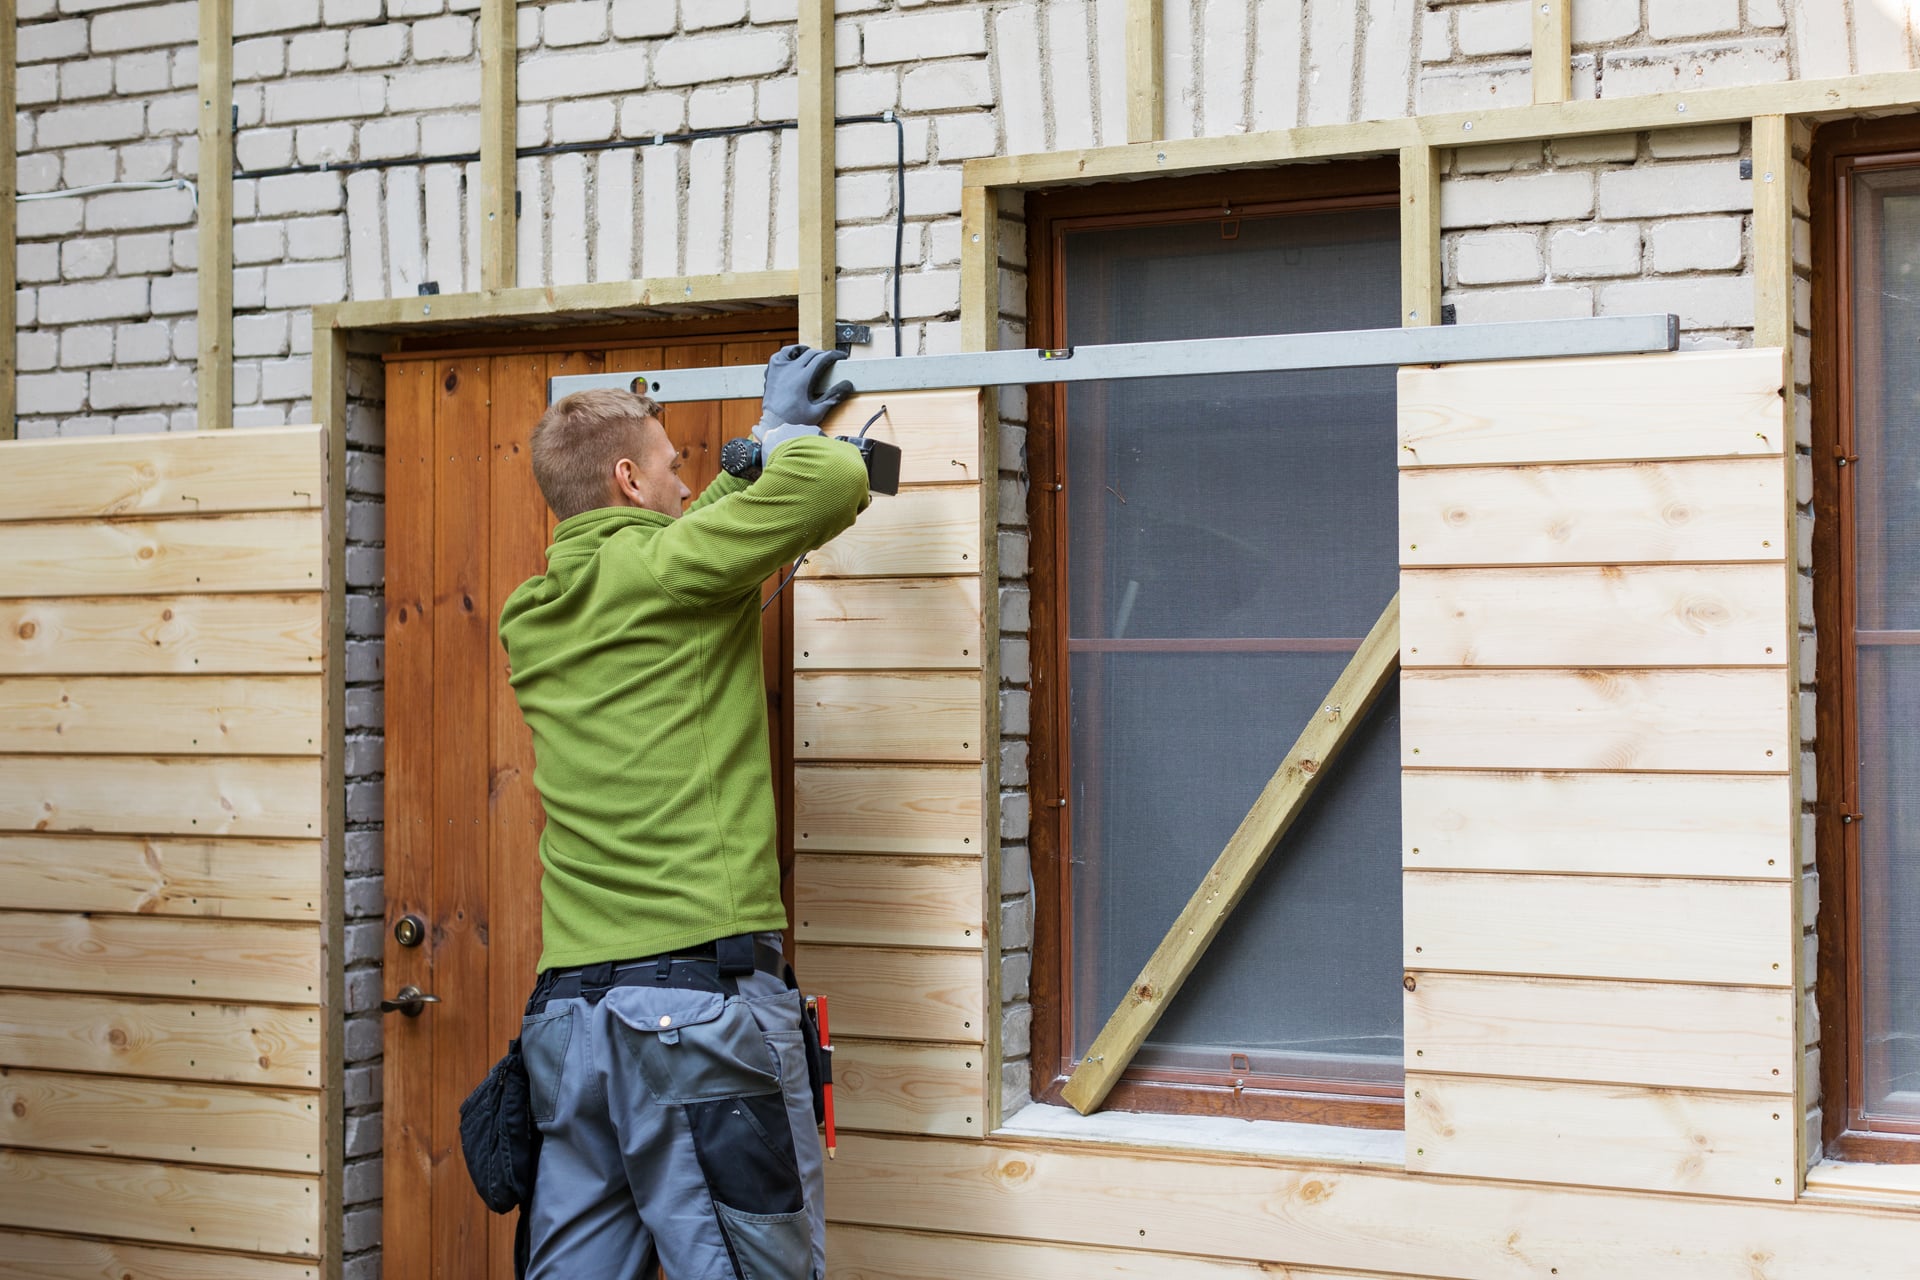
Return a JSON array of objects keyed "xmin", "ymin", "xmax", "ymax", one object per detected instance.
[{"xmin": 1059, "ymin": 593, "xmax": 1402, "ymax": 1115}]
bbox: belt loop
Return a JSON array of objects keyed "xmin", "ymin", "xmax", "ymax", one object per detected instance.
[
  {"xmin": 655, "ymin": 954, "xmax": 673, "ymax": 981},
  {"xmin": 716, "ymin": 933, "xmax": 755, "ymax": 977},
  {"xmin": 581, "ymin": 961, "xmax": 615, "ymax": 1003}
]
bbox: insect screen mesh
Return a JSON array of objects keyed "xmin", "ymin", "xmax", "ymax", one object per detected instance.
[{"xmin": 1060, "ymin": 205, "xmax": 1403, "ymax": 1086}]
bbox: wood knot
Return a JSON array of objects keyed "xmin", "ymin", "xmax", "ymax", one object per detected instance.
[
  {"xmin": 992, "ymin": 1159, "xmax": 1033, "ymax": 1186},
  {"xmin": 107, "ymin": 1028, "xmax": 128, "ymax": 1047},
  {"xmin": 1134, "ymin": 983, "xmax": 1155, "ymax": 1002},
  {"xmin": 1299, "ymin": 759, "xmax": 1318, "ymax": 775},
  {"xmin": 259, "ymin": 1055, "xmax": 272, "ymax": 1069},
  {"xmin": 137, "ymin": 546, "xmax": 156, "ymax": 560},
  {"xmin": 16, "ymin": 622, "xmax": 35, "ymax": 639},
  {"xmin": 1297, "ymin": 1179, "xmax": 1330, "ymax": 1203},
  {"xmin": 1403, "ymin": 974, "xmax": 1418, "ymax": 992},
  {"xmin": 444, "ymin": 370, "xmax": 459, "ymax": 393},
  {"xmin": 160, "ymin": 609, "xmax": 173, "ymax": 622},
  {"xmin": 1443, "ymin": 506, "xmax": 1470, "ymax": 526},
  {"xmin": 11, "ymin": 1099, "xmax": 26, "ymax": 1118}
]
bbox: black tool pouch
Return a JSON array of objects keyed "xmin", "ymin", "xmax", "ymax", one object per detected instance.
[
  {"xmin": 785, "ymin": 964, "xmax": 830, "ymax": 1125},
  {"xmin": 459, "ymin": 1039, "xmax": 540, "ymax": 1214}
]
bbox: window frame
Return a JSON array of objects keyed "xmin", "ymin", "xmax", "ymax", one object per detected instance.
[
  {"xmin": 1812, "ymin": 115, "xmax": 1920, "ymax": 1164},
  {"xmin": 1024, "ymin": 161, "xmax": 1405, "ymax": 1127}
]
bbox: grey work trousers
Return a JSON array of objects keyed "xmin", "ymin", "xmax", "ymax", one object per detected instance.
[{"xmin": 518, "ymin": 963, "xmax": 826, "ymax": 1280}]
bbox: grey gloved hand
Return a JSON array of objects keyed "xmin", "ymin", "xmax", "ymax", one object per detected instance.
[{"xmin": 760, "ymin": 344, "xmax": 854, "ymax": 428}]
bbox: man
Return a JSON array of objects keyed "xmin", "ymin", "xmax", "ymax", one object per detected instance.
[{"xmin": 498, "ymin": 346, "xmax": 870, "ymax": 1279}]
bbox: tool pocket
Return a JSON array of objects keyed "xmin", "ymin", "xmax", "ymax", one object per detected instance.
[
  {"xmin": 604, "ymin": 987, "xmax": 781, "ymax": 1104},
  {"xmin": 712, "ymin": 1200, "xmax": 813, "ymax": 1280},
  {"xmin": 689, "ymin": 1089, "xmax": 811, "ymax": 1280},
  {"xmin": 518, "ymin": 1008, "xmax": 573, "ymax": 1126}
]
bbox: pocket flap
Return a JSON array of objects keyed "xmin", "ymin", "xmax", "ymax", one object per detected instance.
[{"xmin": 604, "ymin": 987, "xmax": 728, "ymax": 1036}]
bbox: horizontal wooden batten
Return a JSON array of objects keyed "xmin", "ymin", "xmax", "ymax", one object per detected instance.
[
  {"xmin": 1402, "ymin": 771, "xmax": 1792, "ymax": 880},
  {"xmin": 0, "ymin": 834, "xmax": 322, "ymax": 919},
  {"xmin": 0, "ymin": 1230, "xmax": 320, "ymax": 1280},
  {"xmin": 0, "ymin": 1069, "xmax": 321, "ymax": 1172},
  {"xmin": 1405, "ymin": 872, "xmax": 1792, "ymax": 987},
  {"xmin": 321, "ymin": 269, "xmax": 797, "ymax": 330},
  {"xmin": 800, "ymin": 484, "xmax": 981, "ymax": 579},
  {"xmin": 0, "ymin": 594, "xmax": 324, "ymax": 676},
  {"xmin": 0, "ymin": 990, "xmax": 321, "ymax": 1087},
  {"xmin": 1397, "ymin": 351, "xmax": 1784, "ymax": 467},
  {"xmin": 795, "ymin": 946, "xmax": 984, "ymax": 1043},
  {"xmin": 794, "ymin": 578, "xmax": 983, "ymax": 670},
  {"xmin": 0, "ymin": 513, "xmax": 324, "ymax": 599},
  {"xmin": 826, "ymin": 1223, "xmax": 1436, "ymax": 1279},
  {"xmin": 1401, "ymin": 669, "xmax": 1790, "ymax": 773},
  {"xmin": 834, "ymin": 1038, "xmax": 986, "ymax": 1139},
  {"xmin": 0, "ymin": 427, "xmax": 324, "ymax": 522},
  {"xmin": 0, "ymin": 912, "xmax": 320, "ymax": 1004},
  {"xmin": 0, "ymin": 1149, "xmax": 321, "ymax": 1256},
  {"xmin": 794, "ymin": 764, "xmax": 983, "ymax": 854},
  {"xmin": 795, "ymin": 855, "xmax": 983, "ymax": 949},
  {"xmin": 0, "ymin": 676, "xmax": 322, "ymax": 756},
  {"xmin": 1401, "ymin": 565, "xmax": 1789, "ymax": 668},
  {"xmin": 794, "ymin": 673, "xmax": 984, "ymax": 763},
  {"xmin": 1405, "ymin": 973, "xmax": 1795, "ymax": 1093},
  {"xmin": 1406, "ymin": 1074, "xmax": 1796, "ymax": 1201},
  {"xmin": 0, "ymin": 755, "xmax": 324, "ymax": 838},
  {"xmin": 819, "ymin": 389, "xmax": 982, "ymax": 486},
  {"xmin": 1399, "ymin": 458, "xmax": 1786, "ymax": 568},
  {"xmin": 826, "ymin": 1128, "xmax": 1920, "ymax": 1278}
]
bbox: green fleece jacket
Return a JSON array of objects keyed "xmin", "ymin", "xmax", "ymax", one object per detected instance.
[{"xmin": 500, "ymin": 435, "xmax": 870, "ymax": 971}]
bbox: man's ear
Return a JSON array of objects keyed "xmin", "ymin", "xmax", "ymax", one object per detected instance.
[{"xmin": 612, "ymin": 456, "xmax": 642, "ymax": 505}]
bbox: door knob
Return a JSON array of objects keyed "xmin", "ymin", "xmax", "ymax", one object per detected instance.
[{"xmin": 380, "ymin": 985, "xmax": 441, "ymax": 1017}]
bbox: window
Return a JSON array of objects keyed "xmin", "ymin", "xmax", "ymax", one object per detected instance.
[
  {"xmin": 1815, "ymin": 119, "xmax": 1920, "ymax": 1161},
  {"xmin": 1027, "ymin": 165, "xmax": 1405, "ymax": 1126}
]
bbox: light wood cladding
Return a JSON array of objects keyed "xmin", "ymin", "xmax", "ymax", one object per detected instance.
[
  {"xmin": 0, "ymin": 426, "xmax": 329, "ymax": 1267},
  {"xmin": 793, "ymin": 577, "xmax": 984, "ymax": 670},
  {"xmin": 833, "ymin": 1039, "xmax": 985, "ymax": 1138},
  {"xmin": 793, "ymin": 763, "xmax": 984, "ymax": 854},
  {"xmin": 1398, "ymin": 352, "xmax": 1796, "ymax": 1200},
  {"xmin": 819, "ymin": 390, "xmax": 984, "ymax": 485},
  {"xmin": 1397, "ymin": 350, "xmax": 1786, "ymax": 466},
  {"xmin": 800, "ymin": 484, "xmax": 982, "ymax": 579},
  {"xmin": 1407, "ymin": 1074, "xmax": 1795, "ymax": 1200},
  {"xmin": 797, "ymin": 945, "xmax": 985, "ymax": 1043},
  {"xmin": 793, "ymin": 672, "xmax": 984, "ymax": 762},
  {"xmin": 795, "ymin": 854, "xmax": 984, "ymax": 949},
  {"xmin": 0, "ymin": 594, "xmax": 324, "ymax": 675},
  {"xmin": 1399, "ymin": 457, "xmax": 1786, "ymax": 567},
  {"xmin": 1402, "ymin": 771, "xmax": 1792, "ymax": 880}
]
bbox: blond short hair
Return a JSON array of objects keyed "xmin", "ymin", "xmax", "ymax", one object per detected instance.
[{"xmin": 529, "ymin": 389, "xmax": 667, "ymax": 521}]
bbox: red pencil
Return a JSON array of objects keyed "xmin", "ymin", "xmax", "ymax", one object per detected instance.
[{"xmin": 815, "ymin": 995, "xmax": 836, "ymax": 1159}]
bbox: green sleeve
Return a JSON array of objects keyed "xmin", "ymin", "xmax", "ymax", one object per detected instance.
[
  {"xmin": 683, "ymin": 468, "xmax": 750, "ymax": 517},
  {"xmin": 649, "ymin": 434, "xmax": 871, "ymax": 606}
]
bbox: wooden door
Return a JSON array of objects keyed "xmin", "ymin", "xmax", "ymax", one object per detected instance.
[{"xmin": 381, "ymin": 333, "xmax": 791, "ymax": 1279}]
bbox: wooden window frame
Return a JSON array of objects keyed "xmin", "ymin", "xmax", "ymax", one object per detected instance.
[
  {"xmin": 1025, "ymin": 160, "xmax": 1405, "ymax": 1127},
  {"xmin": 1812, "ymin": 115, "xmax": 1920, "ymax": 1163}
]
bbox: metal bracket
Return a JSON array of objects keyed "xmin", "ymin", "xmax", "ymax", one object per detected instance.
[{"xmin": 547, "ymin": 314, "xmax": 1679, "ymax": 405}]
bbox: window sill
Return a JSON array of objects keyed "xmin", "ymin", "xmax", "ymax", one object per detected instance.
[
  {"xmin": 1803, "ymin": 1160, "xmax": 1920, "ymax": 1209},
  {"xmin": 995, "ymin": 1101, "xmax": 1405, "ymax": 1169}
]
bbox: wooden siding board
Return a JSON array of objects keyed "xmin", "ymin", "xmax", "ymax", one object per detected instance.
[
  {"xmin": 1398, "ymin": 459, "xmax": 1785, "ymax": 567},
  {"xmin": 0, "ymin": 913, "xmax": 321, "ymax": 1004},
  {"xmin": 0, "ymin": 675, "xmax": 323, "ymax": 756},
  {"xmin": 799, "ymin": 484, "xmax": 982, "ymax": 579},
  {"xmin": 0, "ymin": 1069, "xmax": 321, "ymax": 1173},
  {"xmin": 1404, "ymin": 873, "xmax": 1793, "ymax": 987},
  {"xmin": 0, "ymin": 1230, "xmax": 321, "ymax": 1280},
  {"xmin": 794, "ymin": 855, "xmax": 984, "ymax": 949},
  {"xmin": 1406, "ymin": 1074, "xmax": 1796, "ymax": 1201},
  {"xmin": 834, "ymin": 1038, "xmax": 986, "ymax": 1139},
  {"xmin": 0, "ymin": 427, "xmax": 323, "ymax": 522},
  {"xmin": 0, "ymin": 755, "xmax": 324, "ymax": 839},
  {"xmin": 1404, "ymin": 973, "xmax": 1795, "ymax": 1093},
  {"xmin": 1396, "ymin": 351, "xmax": 1786, "ymax": 467},
  {"xmin": 1401, "ymin": 771, "xmax": 1792, "ymax": 880},
  {"xmin": 0, "ymin": 594, "xmax": 325, "ymax": 676},
  {"xmin": 0, "ymin": 513, "xmax": 325, "ymax": 598},
  {"xmin": 1401, "ymin": 669, "xmax": 1791, "ymax": 774},
  {"xmin": 817, "ymin": 392, "xmax": 983, "ymax": 487},
  {"xmin": 793, "ymin": 763, "xmax": 984, "ymax": 855},
  {"xmin": 0, "ymin": 991, "xmax": 321, "ymax": 1088},
  {"xmin": 1400, "ymin": 565, "xmax": 1789, "ymax": 668},
  {"xmin": 795, "ymin": 946, "xmax": 984, "ymax": 1043},
  {"xmin": 793, "ymin": 673, "xmax": 984, "ymax": 763},
  {"xmin": 793, "ymin": 577, "xmax": 984, "ymax": 671}
]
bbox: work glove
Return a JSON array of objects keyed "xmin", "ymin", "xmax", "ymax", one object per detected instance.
[{"xmin": 760, "ymin": 344, "xmax": 853, "ymax": 428}]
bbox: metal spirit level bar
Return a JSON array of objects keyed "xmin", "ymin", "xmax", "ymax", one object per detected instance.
[{"xmin": 547, "ymin": 313, "xmax": 1678, "ymax": 404}]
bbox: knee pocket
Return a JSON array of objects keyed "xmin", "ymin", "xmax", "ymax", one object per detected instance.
[{"xmin": 689, "ymin": 1092, "xmax": 811, "ymax": 1280}]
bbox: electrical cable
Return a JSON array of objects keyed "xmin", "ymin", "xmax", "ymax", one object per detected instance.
[
  {"xmin": 229, "ymin": 113, "xmax": 910, "ymax": 355},
  {"xmin": 16, "ymin": 176, "xmax": 198, "ymax": 206}
]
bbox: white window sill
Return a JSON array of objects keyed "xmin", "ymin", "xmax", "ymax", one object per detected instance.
[
  {"xmin": 995, "ymin": 1101, "xmax": 1406, "ymax": 1169},
  {"xmin": 1804, "ymin": 1160, "xmax": 1920, "ymax": 1209}
]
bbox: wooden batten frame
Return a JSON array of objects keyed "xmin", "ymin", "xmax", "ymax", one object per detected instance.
[
  {"xmin": 0, "ymin": 0, "xmax": 16, "ymax": 441},
  {"xmin": 197, "ymin": 0, "xmax": 234, "ymax": 431},
  {"xmin": 480, "ymin": 0, "xmax": 516, "ymax": 290},
  {"xmin": 1126, "ymin": 0, "xmax": 1163, "ymax": 144},
  {"xmin": 797, "ymin": 0, "xmax": 836, "ymax": 347},
  {"xmin": 1060, "ymin": 597, "xmax": 1402, "ymax": 1116},
  {"xmin": 1531, "ymin": 0, "xmax": 1572, "ymax": 105},
  {"xmin": 1399, "ymin": 145, "xmax": 1440, "ymax": 327}
]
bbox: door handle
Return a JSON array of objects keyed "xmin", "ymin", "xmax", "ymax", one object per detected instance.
[{"xmin": 381, "ymin": 985, "xmax": 442, "ymax": 1017}]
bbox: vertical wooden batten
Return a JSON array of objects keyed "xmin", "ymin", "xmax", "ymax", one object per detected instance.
[
  {"xmin": 1400, "ymin": 145, "xmax": 1441, "ymax": 327},
  {"xmin": 798, "ymin": 0, "xmax": 836, "ymax": 347},
  {"xmin": 196, "ymin": 0, "xmax": 234, "ymax": 431},
  {"xmin": 1531, "ymin": 0, "xmax": 1572, "ymax": 105},
  {"xmin": 1126, "ymin": 0, "xmax": 1163, "ymax": 144},
  {"xmin": 480, "ymin": 0, "xmax": 517, "ymax": 291},
  {"xmin": 0, "ymin": 0, "xmax": 15, "ymax": 441}
]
